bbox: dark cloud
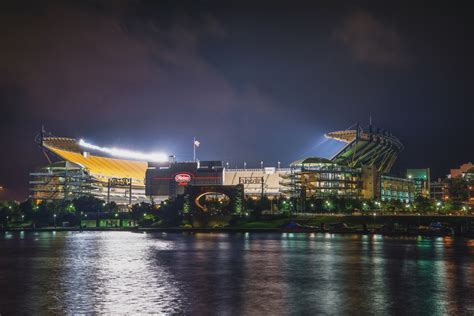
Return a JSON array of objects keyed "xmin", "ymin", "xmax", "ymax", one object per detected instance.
[
  {"xmin": 0, "ymin": 2, "xmax": 266, "ymax": 120},
  {"xmin": 335, "ymin": 10, "xmax": 409, "ymax": 66}
]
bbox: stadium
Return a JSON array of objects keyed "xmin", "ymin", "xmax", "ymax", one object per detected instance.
[
  {"xmin": 30, "ymin": 129, "xmax": 152, "ymax": 205},
  {"xmin": 30, "ymin": 123, "xmax": 414, "ymax": 206}
]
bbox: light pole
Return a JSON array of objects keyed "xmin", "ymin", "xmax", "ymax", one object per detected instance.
[
  {"xmin": 193, "ymin": 137, "xmax": 196, "ymax": 162},
  {"xmin": 53, "ymin": 214, "xmax": 57, "ymax": 227}
]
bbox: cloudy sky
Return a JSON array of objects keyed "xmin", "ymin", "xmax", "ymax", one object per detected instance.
[{"xmin": 1, "ymin": 0, "xmax": 473, "ymax": 199}]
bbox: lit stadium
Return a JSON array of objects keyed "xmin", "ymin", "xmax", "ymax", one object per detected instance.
[
  {"xmin": 30, "ymin": 124, "xmax": 413, "ymax": 206},
  {"xmin": 30, "ymin": 129, "xmax": 166, "ymax": 205}
]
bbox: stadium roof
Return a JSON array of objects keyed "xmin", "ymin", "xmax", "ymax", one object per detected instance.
[
  {"xmin": 325, "ymin": 124, "xmax": 403, "ymax": 174},
  {"xmin": 42, "ymin": 137, "xmax": 147, "ymax": 186}
]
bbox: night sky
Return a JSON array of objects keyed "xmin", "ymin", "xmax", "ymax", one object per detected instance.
[{"xmin": 1, "ymin": 0, "xmax": 473, "ymax": 200}]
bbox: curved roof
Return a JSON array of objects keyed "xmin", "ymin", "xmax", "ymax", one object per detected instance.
[
  {"xmin": 325, "ymin": 125, "xmax": 403, "ymax": 174},
  {"xmin": 43, "ymin": 137, "xmax": 147, "ymax": 186}
]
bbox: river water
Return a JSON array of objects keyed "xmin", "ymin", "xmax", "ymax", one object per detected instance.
[{"xmin": 1, "ymin": 231, "xmax": 473, "ymax": 315}]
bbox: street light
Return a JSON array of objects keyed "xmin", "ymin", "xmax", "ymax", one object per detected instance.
[{"xmin": 53, "ymin": 214, "xmax": 57, "ymax": 227}]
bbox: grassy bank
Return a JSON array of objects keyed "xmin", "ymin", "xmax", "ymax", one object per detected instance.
[
  {"xmin": 2, "ymin": 215, "xmax": 474, "ymax": 233},
  {"xmin": 296, "ymin": 215, "xmax": 474, "ymax": 228},
  {"xmin": 231, "ymin": 215, "xmax": 474, "ymax": 231}
]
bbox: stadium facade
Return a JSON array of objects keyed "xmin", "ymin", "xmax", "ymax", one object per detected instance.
[
  {"xmin": 30, "ymin": 124, "xmax": 417, "ymax": 207},
  {"xmin": 30, "ymin": 132, "xmax": 149, "ymax": 206}
]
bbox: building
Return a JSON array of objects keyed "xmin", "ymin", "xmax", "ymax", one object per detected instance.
[
  {"xmin": 30, "ymin": 161, "xmax": 98, "ymax": 201},
  {"xmin": 223, "ymin": 167, "xmax": 290, "ymax": 198},
  {"xmin": 380, "ymin": 175, "xmax": 415, "ymax": 203},
  {"xmin": 30, "ymin": 135, "xmax": 150, "ymax": 205},
  {"xmin": 145, "ymin": 159, "xmax": 223, "ymax": 201},
  {"xmin": 280, "ymin": 158, "xmax": 361, "ymax": 199},
  {"xmin": 447, "ymin": 163, "xmax": 474, "ymax": 206},
  {"xmin": 430, "ymin": 179, "xmax": 448, "ymax": 201},
  {"xmin": 406, "ymin": 168, "xmax": 430, "ymax": 198},
  {"xmin": 450, "ymin": 162, "xmax": 474, "ymax": 178},
  {"xmin": 31, "ymin": 124, "xmax": 414, "ymax": 205}
]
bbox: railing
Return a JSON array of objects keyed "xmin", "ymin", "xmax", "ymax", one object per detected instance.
[{"xmin": 225, "ymin": 168, "xmax": 291, "ymax": 172}]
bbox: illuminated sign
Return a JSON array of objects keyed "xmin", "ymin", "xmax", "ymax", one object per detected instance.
[
  {"xmin": 109, "ymin": 178, "xmax": 131, "ymax": 187},
  {"xmin": 175, "ymin": 173, "xmax": 192, "ymax": 186},
  {"xmin": 239, "ymin": 177, "xmax": 263, "ymax": 185}
]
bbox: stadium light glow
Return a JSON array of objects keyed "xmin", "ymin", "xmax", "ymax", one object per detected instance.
[{"xmin": 78, "ymin": 139, "xmax": 168, "ymax": 162}]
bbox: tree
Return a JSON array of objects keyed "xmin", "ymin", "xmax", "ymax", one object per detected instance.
[
  {"xmin": 414, "ymin": 196, "xmax": 432, "ymax": 214},
  {"xmin": 72, "ymin": 196, "xmax": 104, "ymax": 213},
  {"xmin": 19, "ymin": 199, "xmax": 35, "ymax": 222},
  {"xmin": 104, "ymin": 201, "xmax": 119, "ymax": 213},
  {"xmin": 156, "ymin": 199, "xmax": 182, "ymax": 226},
  {"xmin": 131, "ymin": 202, "xmax": 155, "ymax": 220},
  {"xmin": 446, "ymin": 178, "xmax": 468, "ymax": 202},
  {"xmin": 0, "ymin": 202, "xmax": 17, "ymax": 227},
  {"xmin": 32, "ymin": 202, "xmax": 55, "ymax": 227}
]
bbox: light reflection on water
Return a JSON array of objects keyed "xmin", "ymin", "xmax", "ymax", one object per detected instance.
[
  {"xmin": 57, "ymin": 232, "xmax": 184, "ymax": 314},
  {"xmin": 0, "ymin": 232, "xmax": 473, "ymax": 314}
]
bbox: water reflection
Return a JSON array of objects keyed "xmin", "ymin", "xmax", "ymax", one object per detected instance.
[{"xmin": 1, "ymin": 232, "xmax": 474, "ymax": 314}]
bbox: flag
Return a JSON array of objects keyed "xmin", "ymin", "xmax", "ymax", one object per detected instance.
[{"xmin": 194, "ymin": 140, "xmax": 200, "ymax": 147}]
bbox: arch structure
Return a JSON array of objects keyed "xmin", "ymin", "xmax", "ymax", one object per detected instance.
[{"xmin": 184, "ymin": 185, "xmax": 244, "ymax": 215}]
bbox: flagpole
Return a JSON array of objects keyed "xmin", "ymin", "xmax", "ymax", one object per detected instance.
[{"xmin": 193, "ymin": 137, "xmax": 196, "ymax": 162}]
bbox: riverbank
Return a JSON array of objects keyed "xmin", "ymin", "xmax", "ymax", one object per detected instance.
[
  {"xmin": 2, "ymin": 227, "xmax": 474, "ymax": 238},
  {"xmin": 2, "ymin": 215, "xmax": 474, "ymax": 237}
]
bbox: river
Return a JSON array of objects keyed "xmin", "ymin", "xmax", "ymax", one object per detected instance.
[{"xmin": 1, "ymin": 231, "xmax": 473, "ymax": 314}]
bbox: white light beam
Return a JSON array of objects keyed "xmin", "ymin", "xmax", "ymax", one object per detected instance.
[{"xmin": 78, "ymin": 139, "xmax": 168, "ymax": 162}]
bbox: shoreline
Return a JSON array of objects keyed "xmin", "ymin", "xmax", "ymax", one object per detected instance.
[{"xmin": 2, "ymin": 226, "xmax": 473, "ymax": 238}]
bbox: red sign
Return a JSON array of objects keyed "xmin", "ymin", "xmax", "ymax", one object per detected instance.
[{"xmin": 175, "ymin": 173, "xmax": 192, "ymax": 185}]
